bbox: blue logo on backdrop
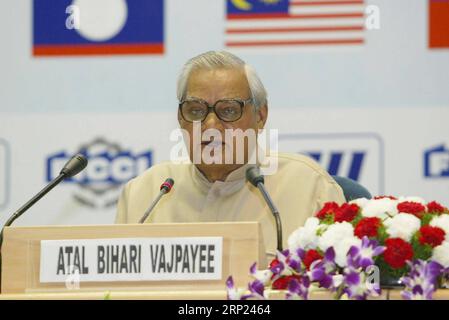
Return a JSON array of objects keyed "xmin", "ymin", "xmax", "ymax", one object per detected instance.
[
  {"xmin": 46, "ymin": 137, "xmax": 152, "ymax": 208},
  {"xmin": 424, "ymin": 144, "xmax": 449, "ymax": 178},
  {"xmin": 277, "ymin": 133, "xmax": 384, "ymax": 195},
  {"xmin": 0, "ymin": 139, "xmax": 10, "ymax": 209},
  {"xmin": 307, "ymin": 151, "xmax": 365, "ymax": 182}
]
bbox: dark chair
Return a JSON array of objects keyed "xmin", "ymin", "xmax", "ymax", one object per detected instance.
[{"xmin": 332, "ymin": 175, "xmax": 372, "ymax": 202}]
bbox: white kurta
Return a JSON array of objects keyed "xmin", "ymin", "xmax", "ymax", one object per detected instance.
[{"xmin": 115, "ymin": 153, "xmax": 345, "ymax": 257}]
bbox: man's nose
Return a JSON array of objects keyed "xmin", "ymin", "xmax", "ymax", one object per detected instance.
[{"xmin": 202, "ymin": 110, "xmax": 224, "ymax": 131}]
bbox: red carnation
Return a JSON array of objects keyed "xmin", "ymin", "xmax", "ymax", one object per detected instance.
[
  {"xmin": 354, "ymin": 217, "xmax": 382, "ymax": 239},
  {"xmin": 383, "ymin": 238, "xmax": 414, "ymax": 269},
  {"xmin": 334, "ymin": 203, "xmax": 359, "ymax": 222},
  {"xmin": 303, "ymin": 250, "xmax": 323, "ymax": 270},
  {"xmin": 316, "ymin": 202, "xmax": 339, "ymax": 220},
  {"xmin": 374, "ymin": 196, "xmax": 398, "ymax": 200},
  {"xmin": 269, "ymin": 259, "xmax": 280, "ymax": 269},
  {"xmin": 397, "ymin": 201, "xmax": 426, "ymax": 218},
  {"xmin": 272, "ymin": 275, "xmax": 302, "ymax": 290},
  {"xmin": 427, "ymin": 201, "xmax": 446, "ymax": 214},
  {"xmin": 419, "ymin": 226, "xmax": 445, "ymax": 247}
]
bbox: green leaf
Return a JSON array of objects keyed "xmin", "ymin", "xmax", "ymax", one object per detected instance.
[
  {"xmin": 421, "ymin": 213, "xmax": 435, "ymax": 226},
  {"xmin": 321, "ymin": 214, "xmax": 335, "ymax": 225},
  {"xmin": 377, "ymin": 226, "xmax": 388, "ymax": 243},
  {"xmin": 351, "ymin": 213, "xmax": 363, "ymax": 226}
]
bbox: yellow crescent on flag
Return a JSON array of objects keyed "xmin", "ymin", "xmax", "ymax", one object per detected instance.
[{"xmin": 230, "ymin": 0, "xmax": 252, "ymax": 11}]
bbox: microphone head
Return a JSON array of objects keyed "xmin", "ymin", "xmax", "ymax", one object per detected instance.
[
  {"xmin": 160, "ymin": 178, "xmax": 174, "ymax": 193},
  {"xmin": 60, "ymin": 154, "xmax": 88, "ymax": 178},
  {"xmin": 246, "ymin": 166, "xmax": 264, "ymax": 187}
]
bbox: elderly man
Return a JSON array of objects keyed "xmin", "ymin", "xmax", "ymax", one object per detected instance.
[{"xmin": 115, "ymin": 51, "xmax": 345, "ymax": 257}]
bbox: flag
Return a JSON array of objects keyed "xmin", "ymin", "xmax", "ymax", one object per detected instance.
[
  {"xmin": 429, "ymin": 0, "xmax": 449, "ymax": 48},
  {"xmin": 33, "ymin": 0, "xmax": 164, "ymax": 56},
  {"xmin": 225, "ymin": 0, "xmax": 366, "ymax": 48}
]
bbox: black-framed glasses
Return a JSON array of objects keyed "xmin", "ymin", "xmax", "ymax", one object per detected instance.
[{"xmin": 179, "ymin": 97, "xmax": 253, "ymax": 122}]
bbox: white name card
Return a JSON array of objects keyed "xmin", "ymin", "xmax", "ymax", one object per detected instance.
[{"xmin": 40, "ymin": 237, "xmax": 223, "ymax": 283}]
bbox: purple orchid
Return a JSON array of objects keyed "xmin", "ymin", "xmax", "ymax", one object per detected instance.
[
  {"xmin": 250, "ymin": 262, "xmax": 273, "ymax": 285},
  {"xmin": 400, "ymin": 260, "xmax": 443, "ymax": 300},
  {"xmin": 287, "ymin": 248, "xmax": 306, "ymax": 273},
  {"xmin": 308, "ymin": 247, "xmax": 338, "ymax": 289},
  {"xmin": 268, "ymin": 250, "xmax": 297, "ymax": 284},
  {"xmin": 286, "ymin": 276, "xmax": 310, "ymax": 300},
  {"xmin": 347, "ymin": 236, "xmax": 385, "ymax": 270},
  {"xmin": 342, "ymin": 265, "xmax": 381, "ymax": 300},
  {"xmin": 247, "ymin": 279, "xmax": 266, "ymax": 300},
  {"xmin": 226, "ymin": 276, "xmax": 251, "ymax": 300}
]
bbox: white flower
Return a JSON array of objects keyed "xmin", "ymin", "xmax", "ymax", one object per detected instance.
[
  {"xmin": 318, "ymin": 221, "xmax": 354, "ymax": 253},
  {"xmin": 332, "ymin": 274, "xmax": 344, "ymax": 287},
  {"xmin": 431, "ymin": 241, "xmax": 449, "ymax": 268},
  {"xmin": 349, "ymin": 197, "xmax": 369, "ymax": 209},
  {"xmin": 334, "ymin": 236, "xmax": 362, "ymax": 267},
  {"xmin": 430, "ymin": 215, "xmax": 449, "ymax": 235},
  {"xmin": 288, "ymin": 217, "xmax": 321, "ymax": 251},
  {"xmin": 398, "ymin": 196, "xmax": 427, "ymax": 205},
  {"xmin": 361, "ymin": 198, "xmax": 398, "ymax": 219},
  {"xmin": 384, "ymin": 213, "xmax": 421, "ymax": 242}
]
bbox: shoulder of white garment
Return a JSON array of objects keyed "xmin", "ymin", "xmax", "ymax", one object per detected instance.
[
  {"xmin": 126, "ymin": 161, "xmax": 191, "ymax": 189},
  {"xmin": 273, "ymin": 152, "xmax": 339, "ymax": 185}
]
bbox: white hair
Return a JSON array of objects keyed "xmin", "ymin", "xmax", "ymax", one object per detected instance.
[{"xmin": 176, "ymin": 51, "xmax": 267, "ymax": 110}]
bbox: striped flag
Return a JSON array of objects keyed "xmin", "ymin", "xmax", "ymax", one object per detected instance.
[{"xmin": 225, "ymin": 0, "xmax": 366, "ymax": 48}]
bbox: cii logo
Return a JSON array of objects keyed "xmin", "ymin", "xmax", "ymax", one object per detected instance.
[
  {"xmin": 278, "ymin": 133, "xmax": 385, "ymax": 195},
  {"xmin": 0, "ymin": 139, "xmax": 10, "ymax": 209},
  {"xmin": 46, "ymin": 138, "xmax": 152, "ymax": 208},
  {"xmin": 424, "ymin": 144, "xmax": 449, "ymax": 178}
]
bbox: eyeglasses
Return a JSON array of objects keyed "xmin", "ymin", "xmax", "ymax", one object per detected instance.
[{"xmin": 179, "ymin": 97, "xmax": 253, "ymax": 123}]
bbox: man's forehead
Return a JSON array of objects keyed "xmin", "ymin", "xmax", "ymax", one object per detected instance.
[{"xmin": 186, "ymin": 68, "xmax": 250, "ymax": 98}]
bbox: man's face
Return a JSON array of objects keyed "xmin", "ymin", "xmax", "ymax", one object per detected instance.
[{"xmin": 178, "ymin": 67, "xmax": 267, "ymax": 180}]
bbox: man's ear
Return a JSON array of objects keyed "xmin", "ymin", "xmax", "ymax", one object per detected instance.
[{"xmin": 257, "ymin": 104, "xmax": 268, "ymax": 129}]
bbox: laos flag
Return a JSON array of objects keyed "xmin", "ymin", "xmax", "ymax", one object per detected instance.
[{"xmin": 33, "ymin": 0, "xmax": 164, "ymax": 56}]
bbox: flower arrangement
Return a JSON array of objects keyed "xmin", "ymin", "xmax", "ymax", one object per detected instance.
[{"xmin": 226, "ymin": 196, "xmax": 449, "ymax": 300}]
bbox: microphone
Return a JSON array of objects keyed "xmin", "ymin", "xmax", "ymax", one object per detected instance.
[
  {"xmin": 0, "ymin": 153, "xmax": 88, "ymax": 292},
  {"xmin": 2, "ymin": 153, "xmax": 88, "ymax": 228},
  {"xmin": 246, "ymin": 166, "xmax": 283, "ymax": 252},
  {"xmin": 139, "ymin": 178, "xmax": 174, "ymax": 223}
]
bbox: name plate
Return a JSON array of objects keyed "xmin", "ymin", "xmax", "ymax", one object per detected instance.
[{"xmin": 40, "ymin": 237, "xmax": 223, "ymax": 283}]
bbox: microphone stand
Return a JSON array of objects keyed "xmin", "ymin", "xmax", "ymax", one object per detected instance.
[
  {"xmin": 255, "ymin": 182, "xmax": 283, "ymax": 252},
  {"xmin": 2, "ymin": 173, "xmax": 66, "ymax": 232},
  {"xmin": 139, "ymin": 190, "xmax": 166, "ymax": 223},
  {"xmin": 0, "ymin": 173, "xmax": 67, "ymax": 292},
  {"xmin": 138, "ymin": 178, "xmax": 174, "ymax": 224}
]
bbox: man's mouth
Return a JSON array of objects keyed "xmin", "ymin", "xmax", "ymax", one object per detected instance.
[{"xmin": 201, "ymin": 140, "xmax": 225, "ymax": 148}]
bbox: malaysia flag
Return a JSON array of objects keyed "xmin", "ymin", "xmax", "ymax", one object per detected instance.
[
  {"xmin": 33, "ymin": 0, "xmax": 164, "ymax": 56},
  {"xmin": 225, "ymin": 0, "xmax": 366, "ymax": 48}
]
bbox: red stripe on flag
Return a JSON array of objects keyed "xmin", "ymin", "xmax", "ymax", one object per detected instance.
[
  {"xmin": 227, "ymin": 12, "xmax": 364, "ymax": 20},
  {"xmin": 291, "ymin": 1, "xmax": 364, "ymax": 6},
  {"xmin": 226, "ymin": 25, "xmax": 364, "ymax": 34},
  {"xmin": 226, "ymin": 39, "xmax": 364, "ymax": 46},
  {"xmin": 33, "ymin": 43, "xmax": 164, "ymax": 56}
]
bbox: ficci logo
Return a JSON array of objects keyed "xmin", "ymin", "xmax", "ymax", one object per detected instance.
[{"xmin": 46, "ymin": 138, "xmax": 152, "ymax": 208}]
